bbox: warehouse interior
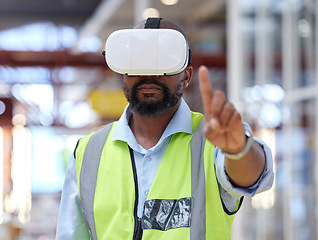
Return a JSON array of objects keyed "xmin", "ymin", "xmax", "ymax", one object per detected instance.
[{"xmin": 0, "ymin": 0, "xmax": 317, "ymax": 239}]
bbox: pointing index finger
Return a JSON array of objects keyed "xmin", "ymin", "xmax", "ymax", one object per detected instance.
[{"xmin": 198, "ymin": 65, "xmax": 213, "ymax": 116}]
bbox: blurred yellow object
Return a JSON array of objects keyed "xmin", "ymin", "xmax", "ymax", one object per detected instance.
[{"xmin": 88, "ymin": 89, "xmax": 128, "ymax": 119}]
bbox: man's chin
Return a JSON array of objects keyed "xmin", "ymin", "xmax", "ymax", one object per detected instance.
[
  {"xmin": 138, "ymin": 98, "xmax": 162, "ymax": 105},
  {"xmin": 130, "ymin": 101, "xmax": 169, "ymax": 116},
  {"xmin": 137, "ymin": 93, "xmax": 164, "ymax": 102}
]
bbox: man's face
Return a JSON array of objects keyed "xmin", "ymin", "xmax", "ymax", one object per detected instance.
[
  {"xmin": 122, "ymin": 20, "xmax": 192, "ymax": 116},
  {"xmin": 123, "ymin": 73, "xmax": 185, "ymax": 116}
]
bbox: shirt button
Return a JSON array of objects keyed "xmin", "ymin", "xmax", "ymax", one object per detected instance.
[
  {"xmin": 147, "ymin": 155, "xmax": 152, "ymax": 161},
  {"xmin": 145, "ymin": 191, "xmax": 149, "ymax": 195}
]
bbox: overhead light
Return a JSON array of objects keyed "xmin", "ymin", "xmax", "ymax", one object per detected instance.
[
  {"xmin": 161, "ymin": 0, "xmax": 178, "ymax": 5},
  {"xmin": 142, "ymin": 8, "xmax": 160, "ymax": 19},
  {"xmin": 12, "ymin": 114, "xmax": 27, "ymax": 127},
  {"xmin": 0, "ymin": 101, "xmax": 5, "ymax": 115}
]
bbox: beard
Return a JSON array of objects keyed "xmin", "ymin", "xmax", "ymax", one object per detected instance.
[{"xmin": 123, "ymin": 78, "xmax": 183, "ymax": 116}]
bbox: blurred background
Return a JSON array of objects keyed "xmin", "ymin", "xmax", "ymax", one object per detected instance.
[{"xmin": 0, "ymin": 0, "xmax": 316, "ymax": 239}]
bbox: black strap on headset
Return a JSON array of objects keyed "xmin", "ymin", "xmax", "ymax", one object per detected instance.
[
  {"xmin": 145, "ymin": 17, "xmax": 162, "ymax": 29},
  {"xmin": 187, "ymin": 49, "xmax": 192, "ymax": 67}
]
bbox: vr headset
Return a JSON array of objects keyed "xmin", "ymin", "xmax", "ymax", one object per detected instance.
[{"xmin": 102, "ymin": 18, "xmax": 191, "ymax": 76}]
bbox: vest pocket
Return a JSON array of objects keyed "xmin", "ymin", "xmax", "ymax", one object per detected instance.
[{"xmin": 142, "ymin": 197, "xmax": 192, "ymax": 231}]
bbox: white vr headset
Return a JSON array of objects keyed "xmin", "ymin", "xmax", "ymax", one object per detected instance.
[{"xmin": 103, "ymin": 28, "xmax": 191, "ymax": 76}]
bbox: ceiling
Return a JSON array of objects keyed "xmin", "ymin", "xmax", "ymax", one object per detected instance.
[
  {"xmin": 0, "ymin": 0, "xmax": 228, "ymax": 81},
  {"xmin": 75, "ymin": 0, "xmax": 226, "ymax": 51},
  {"xmin": 0, "ymin": 0, "xmax": 226, "ymax": 46}
]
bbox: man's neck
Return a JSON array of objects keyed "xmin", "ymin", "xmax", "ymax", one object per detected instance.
[{"xmin": 128, "ymin": 103, "xmax": 180, "ymax": 150}]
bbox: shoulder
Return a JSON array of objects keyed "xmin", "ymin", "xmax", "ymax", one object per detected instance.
[{"xmin": 75, "ymin": 122, "xmax": 117, "ymax": 159}]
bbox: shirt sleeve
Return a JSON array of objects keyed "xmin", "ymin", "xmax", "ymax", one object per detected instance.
[
  {"xmin": 214, "ymin": 123, "xmax": 275, "ymax": 212},
  {"xmin": 55, "ymin": 154, "xmax": 90, "ymax": 240}
]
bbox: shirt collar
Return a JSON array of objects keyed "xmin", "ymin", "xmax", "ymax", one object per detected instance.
[{"xmin": 111, "ymin": 98, "xmax": 193, "ymax": 149}]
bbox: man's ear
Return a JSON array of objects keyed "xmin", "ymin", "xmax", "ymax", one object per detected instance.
[{"xmin": 183, "ymin": 66, "xmax": 193, "ymax": 87}]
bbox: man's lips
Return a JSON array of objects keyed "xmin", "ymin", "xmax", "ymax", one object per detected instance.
[{"xmin": 137, "ymin": 84, "xmax": 162, "ymax": 93}]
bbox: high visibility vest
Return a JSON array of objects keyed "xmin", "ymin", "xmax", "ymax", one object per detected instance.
[{"xmin": 75, "ymin": 112, "xmax": 242, "ymax": 240}]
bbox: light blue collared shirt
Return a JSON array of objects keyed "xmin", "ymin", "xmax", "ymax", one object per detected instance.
[
  {"xmin": 56, "ymin": 98, "xmax": 274, "ymax": 239},
  {"xmin": 112, "ymin": 98, "xmax": 193, "ymax": 217}
]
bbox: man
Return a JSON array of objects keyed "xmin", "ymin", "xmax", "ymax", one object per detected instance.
[{"xmin": 56, "ymin": 18, "xmax": 274, "ymax": 240}]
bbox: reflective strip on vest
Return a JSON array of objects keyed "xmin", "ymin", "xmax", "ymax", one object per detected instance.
[
  {"xmin": 80, "ymin": 120, "xmax": 206, "ymax": 239},
  {"xmin": 80, "ymin": 122, "xmax": 114, "ymax": 240},
  {"xmin": 190, "ymin": 119, "xmax": 206, "ymax": 239}
]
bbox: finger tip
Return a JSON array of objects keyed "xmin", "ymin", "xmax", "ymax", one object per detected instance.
[
  {"xmin": 199, "ymin": 65, "xmax": 207, "ymax": 72},
  {"xmin": 198, "ymin": 65, "xmax": 209, "ymax": 81}
]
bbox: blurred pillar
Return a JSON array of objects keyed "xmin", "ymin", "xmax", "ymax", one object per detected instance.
[
  {"xmin": 0, "ymin": 127, "xmax": 13, "ymax": 221},
  {"xmin": 134, "ymin": 0, "xmax": 150, "ymax": 24},
  {"xmin": 254, "ymin": 2, "xmax": 273, "ymax": 239},
  {"xmin": 282, "ymin": 1, "xmax": 298, "ymax": 240},
  {"xmin": 226, "ymin": 0, "xmax": 244, "ymax": 113},
  {"xmin": 71, "ymin": 0, "xmax": 125, "ymax": 53},
  {"xmin": 227, "ymin": 2, "xmax": 244, "ymax": 240},
  {"xmin": 315, "ymin": 1, "xmax": 318, "ymax": 239},
  {"xmin": 0, "ymin": 98, "xmax": 13, "ymax": 224},
  {"xmin": 255, "ymin": 0, "xmax": 274, "ymax": 87}
]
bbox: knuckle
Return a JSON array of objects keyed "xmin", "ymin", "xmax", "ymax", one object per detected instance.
[
  {"xmin": 224, "ymin": 102, "xmax": 234, "ymax": 111},
  {"xmin": 214, "ymin": 90, "xmax": 225, "ymax": 99},
  {"xmin": 233, "ymin": 112, "xmax": 242, "ymax": 121}
]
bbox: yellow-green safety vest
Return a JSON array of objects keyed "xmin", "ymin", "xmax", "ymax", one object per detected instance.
[{"xmin": 75, "ymin": 111, "xmax": 242, "ymax": 240}]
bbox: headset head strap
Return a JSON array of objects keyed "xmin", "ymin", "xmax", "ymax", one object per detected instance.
[{"xmin": 145, "ymin": 17, "xmax": 162, "ymax": 29}]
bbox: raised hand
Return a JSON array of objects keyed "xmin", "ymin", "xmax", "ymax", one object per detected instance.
[{"xmin": 198, "ymin": 65, "xmax": 246, "ymax": 154}]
